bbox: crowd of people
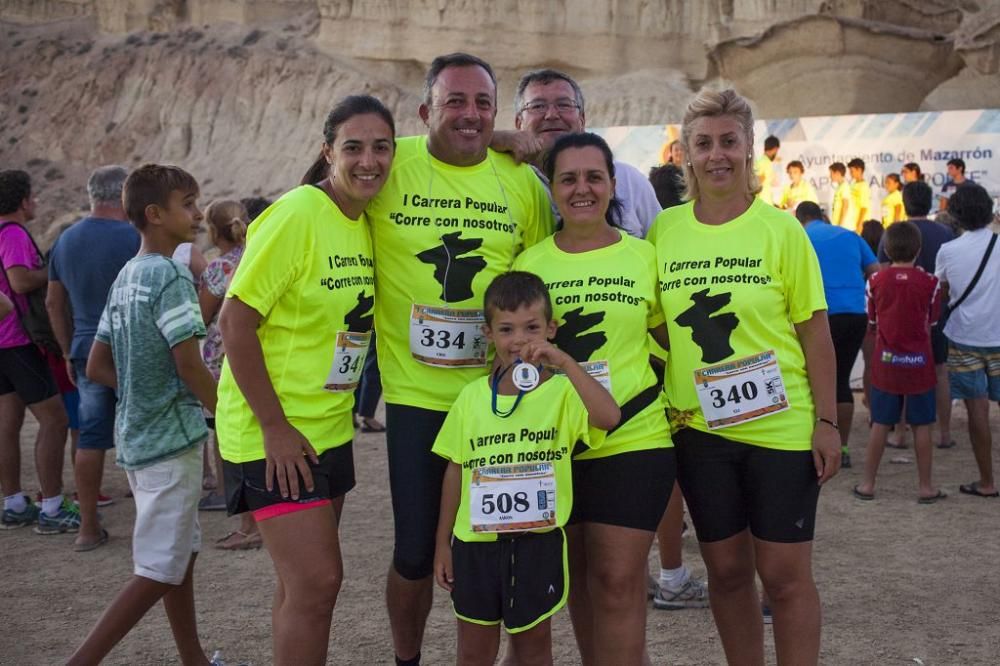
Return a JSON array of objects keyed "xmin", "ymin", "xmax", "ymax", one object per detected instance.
[{"xmin": 0, "ymin": 51, "xmax": 997, "ymax": 666}]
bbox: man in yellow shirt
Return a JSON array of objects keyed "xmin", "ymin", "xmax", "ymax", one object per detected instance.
[
  {"xmin": 848, "ymin": 158, "xmax": 871, "ymax": 232},
  {"xmin": 366, "ymin": 53, "xmax": 553, "ymax": 666},
  {"xmin": 755, "ymin": 135, "xmax": 780, "ymax": 205}
]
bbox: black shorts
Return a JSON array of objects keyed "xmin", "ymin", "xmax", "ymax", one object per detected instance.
[
  {"xmin": 829, "ymin": 313, "xmax": 867, "ymax": 404},
  {"xmin": 451, "ymin": 528, "xmax": 567, "ymax": 633},
  {"xmin": 930, "ymin": 323, "xmax": 948, "ymax": 366},
  {"xmin": 222, "ymin": 442, "xmax": 355, "ymax": 516},
  {"xmin": 674, "ymin": 429, "xmax": 820, "ymax": 544},
  {"xmin": 569, "ymin": 447, "xmax": 675, "ymax": 531},
  {"xmin": 0, "ymin": 344, "xmax": 58, "ymax": 405},
  {"xmin": 386, "ymin": 403, "xmax": 449, "ymax": 580}
]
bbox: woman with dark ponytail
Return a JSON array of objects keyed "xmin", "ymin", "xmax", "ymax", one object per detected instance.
[{"xmin": 215, "ymin": 95, "xmax": 395, "ymax": 664}]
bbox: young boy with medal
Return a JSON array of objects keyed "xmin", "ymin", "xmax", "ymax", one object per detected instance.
[{"xmin": 431, "ymin": 271, "xmax": 619, "ymax": 664}]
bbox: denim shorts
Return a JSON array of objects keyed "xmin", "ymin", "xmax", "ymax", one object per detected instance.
[{"xmin": 72, "ymin": 359, "xmax": 116, "ymax": 450}]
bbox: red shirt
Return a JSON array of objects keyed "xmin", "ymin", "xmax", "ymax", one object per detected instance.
[{"xmin": 866, "ymin": 266, "xmax": 941, "ymax": 394}]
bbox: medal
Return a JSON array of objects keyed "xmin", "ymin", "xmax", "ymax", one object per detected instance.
[{"xmin": 512, "ymin": 360, "xmax": 540, "ymax": 392}]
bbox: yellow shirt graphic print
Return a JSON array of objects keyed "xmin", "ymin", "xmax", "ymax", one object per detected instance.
[
  {"xmin": 514, "ymin": 231, "xmax": 671, "ymax": 459},
  {"xmin": 647, "ymin": 199, "xmax": 826, "ymax": 451},
  {"xmin": 368, "ymin": 136, "xmax": 554, "ymax": 411}
]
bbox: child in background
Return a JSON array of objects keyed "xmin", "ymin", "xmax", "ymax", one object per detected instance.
[
  {"xmin": 69, "ymin": 164, "xmax": 221, "ymax": 665},
  {"xmin": 881, "ymin": 173, "xmax": 906, "ymax": 226},
  {"xmin": 854, "ymin": 222, "xmax": 944, "ymax": 504},
  {"xmin": 196, "ymin": 200, "xmax": 262, "ymax": 550},
  {"xmin": 432, "ymin": 272, "xmax": 619, "ymax": 665},
  {"xmin": 196, "ymin": 200, "xmax": 247, "ymax": 505},
  {"xmin": 778, "ymin": 160, "xmax": 818, "ymax": 212}
]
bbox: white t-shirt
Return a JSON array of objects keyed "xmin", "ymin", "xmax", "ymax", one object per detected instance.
[
  {"xmin": 935, "ymin": 228, "xmax": 1000, "ymax": 347},
  {"xmin": 613, "ymin": 160, "xmax": 662, "ymax": 239}
]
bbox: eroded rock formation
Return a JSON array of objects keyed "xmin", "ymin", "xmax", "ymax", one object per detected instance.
[{"xmin": 2, "ymin": 0, "xmax": 999, "ymax": 243}]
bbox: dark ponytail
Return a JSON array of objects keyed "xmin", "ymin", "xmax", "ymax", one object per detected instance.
[{"xmin": 300, "ymin": 95, "xmax": 397, "ymax": 186}]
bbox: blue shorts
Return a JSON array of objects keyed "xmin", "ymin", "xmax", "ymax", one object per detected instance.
[
  {"xmin": 62, "ymin": 389, "xmax": 80, "ymax": 430},
  {"xmin": 948, "ymin": 342, "xmax": 1000, "ymax": 401},
  {"xmin": 869, "ymin": 386, "xmax": 936, "ymax": 426},
  {"xmin": 72, "ymin": 359, "xmax": 117, "ymax": 450}
]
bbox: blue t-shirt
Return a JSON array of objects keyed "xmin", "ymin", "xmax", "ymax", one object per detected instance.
[
  {"xmin": 804, "ymin": 220, "xmax": 877, "ymax": 315},
  {"xmin": 49, "ymin": 217, "xmax": 140, "ymax": 360},
  {"xmin": 877, "ymin": 217, "xmax": 955, "ymax": 274}
]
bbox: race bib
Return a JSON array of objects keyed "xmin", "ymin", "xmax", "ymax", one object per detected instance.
[
  {"xmin": 693, "ymin": 349, "xmax": 789, "ymax": 429},
  {"xmin": 409, "ymin": 304, "xmax": 487, "ymax": 368},
  {"xmin": 580, "ymin": 360, "xmax": 612, "ymax": 393},
  {"xmin": 323, "ymin": 331, "xmax": 371, "ymax": 392},
  {"xmin": 469, "ymin": 462, "xmax": 557, "ymax": 533}
]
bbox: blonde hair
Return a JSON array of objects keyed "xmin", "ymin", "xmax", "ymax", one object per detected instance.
[
  {"xmin": 205, "ymin": 199, "xmax": 248, "ymax": 246},
  {"xmin": 680, "ymin": 89, "xmax": 761, "ymax": 201}
]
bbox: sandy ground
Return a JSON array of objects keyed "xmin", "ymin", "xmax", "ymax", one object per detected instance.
[{"xmin": 2, "ymin": 401, "xmax": 999, "ymax": 666}]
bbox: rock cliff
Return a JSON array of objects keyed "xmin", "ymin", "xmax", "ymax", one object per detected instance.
[{"xmin": 1, "ymin": 0, "xmax": 998, "ymax": 244}]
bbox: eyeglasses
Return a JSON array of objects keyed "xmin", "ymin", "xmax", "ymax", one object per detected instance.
[{"xmin": 520, "ymin": 99, "xmax": 580, "ymax": 116}]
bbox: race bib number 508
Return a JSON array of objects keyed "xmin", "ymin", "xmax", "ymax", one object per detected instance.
[{"xmin": 469, "ymin": 462, "xmax": 556, "ymax": 533}]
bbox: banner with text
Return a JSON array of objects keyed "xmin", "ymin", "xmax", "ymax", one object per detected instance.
[{"xmin": 596, "ymin": 108, "xmax": 1000, "ymax": 215}]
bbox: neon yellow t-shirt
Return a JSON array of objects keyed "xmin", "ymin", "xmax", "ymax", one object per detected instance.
[
  {"xmin": 831, "ymin": 181, "xmax": 852, "ymax": 229},
  {"xmin": 432, "ymin": 374, "xmax": 597, "ymax": 543},
  {"xmin": 778, "ymin": 181, "xmax": 818, "ymax": 211},
  {"xmin": 881, "ymin": 190, "xmax": 906, "ymax": 225},
  {"xmin": 368, "ymin": 136, "xmax": 555, "ymax": 411},
  {"xmin": 513, "ymin": 230, "xmax": 670, "ymax": 459},
  {"xmin": 646, "ymin": 198, "xmax": 827, "ymax": 451},
  {"xmin": 216, "ymin": 185, "xmax": 374, "ymax": 463},
  {"xmin": 755, "ymin": 156, "xmax": 775, "ymax": 205},
  {"xmin": 851, "ymin": 180, "xmax": 872, "ymax": 228}
]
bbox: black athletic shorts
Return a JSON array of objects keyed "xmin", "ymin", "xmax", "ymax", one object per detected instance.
[
  {"xmin": 673, "ymin": 428, "xmax": 820, "ymax": 544},
  {"xmin": 0, "ymin": 344, "xmax": 58, "ymax": 405},
  {"xmin": 568, "ymin": 447, "xmax": 675, "ymax": 531},
  {"xmin": 223, "ymin": 441, "xmax": 355, "ymax": 516},
  {"xmin": 829, "ymin": 313, "xmax": 868, "ymax": 404},
  {"xmin": 451, "ymin": 528, "xmax": 567, "ymax": 633},
  {"xmin": 386, "ymin": 403, "xmax": 449, "ymax": 580}
]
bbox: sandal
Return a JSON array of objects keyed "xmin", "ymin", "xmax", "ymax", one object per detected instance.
[
  {"xmin": 936, "ymin": 440, "xmax": 957, "ymax": 449},
  {"xmin": 74, "ymin": 528, "xmax": 109, "ymax": 552},
  {"xmin": 215, "ymin": 530, "xmax": 263, "ymax": 551}
]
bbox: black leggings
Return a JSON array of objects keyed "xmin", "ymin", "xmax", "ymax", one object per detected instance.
[{"xmin": 829, "ymin": 313, "xmax": 868, "ymax": 404}]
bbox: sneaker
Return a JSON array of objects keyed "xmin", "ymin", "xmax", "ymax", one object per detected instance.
[
  {"xmin": 841, "ymin": 452, "xmax": 852, "ymax": 469},
  {"xmin": 762, "ymin": 603, "xmax": 773, "ymax": 625},
  {"xmin": 1, "ymin": 497, "xmax": 41, "ymax": 530},
  {"xmin": 646, "ymin": 574, "xmax": 658, "ymax": 599},
  {"xmin": 34, "ymin": 498, "xmax": 82, "ymax": 535},
  {"xmin": 72, "ymin": 492, "xmax": 115, "ymax": 508},
  {"xmin": 652, "ymin": 576, "xmax": 709, "ymax": 610}
]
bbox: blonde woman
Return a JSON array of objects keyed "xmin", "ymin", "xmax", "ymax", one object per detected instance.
[{"xmin": 647, "ymin": 89, "xmax": 839, "ymax": 665}]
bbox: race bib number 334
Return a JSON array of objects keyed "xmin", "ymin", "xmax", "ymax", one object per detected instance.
[
  {"xmin": 693, "ymin": 350, "xmax": 790, "ymax": 429},
  {"xmin": 409, "ymin": 304, "xmax": 487, "ymax": 368},
  {"xmin": 469, "ymin": 462, "xmax": 556, "ymax": 533}
]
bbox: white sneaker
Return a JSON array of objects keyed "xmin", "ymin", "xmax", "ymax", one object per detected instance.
[{"xmin": 652, "ymin": 576, "xmax": 709, "ymax": 610}]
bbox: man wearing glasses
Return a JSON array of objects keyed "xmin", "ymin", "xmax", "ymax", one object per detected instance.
[{"xmin": 507, "ymin": 69, "xmax": 662, "ymax": 239}]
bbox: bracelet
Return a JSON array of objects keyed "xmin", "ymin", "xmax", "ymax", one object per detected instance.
[{"xmin": 815, "ymin": 417, "xmax": 839, "ymax": 431}]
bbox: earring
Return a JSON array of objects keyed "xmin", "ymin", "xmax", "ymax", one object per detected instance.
[{"xmin": 686, "ymin": 162, "xmax": 692, "ymax": 167}]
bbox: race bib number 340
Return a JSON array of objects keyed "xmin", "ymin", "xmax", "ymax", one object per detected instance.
[
  {"xmin": 409, "ymin": 304, "xmax": 487, "ymax": 368},
  {"xmin": 693, "ymin": 350, "xmax": 789, "ymax": 429},
  {"xmin": 469, "ymin": 462, "xmax": 557, "ymax": 533}
]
